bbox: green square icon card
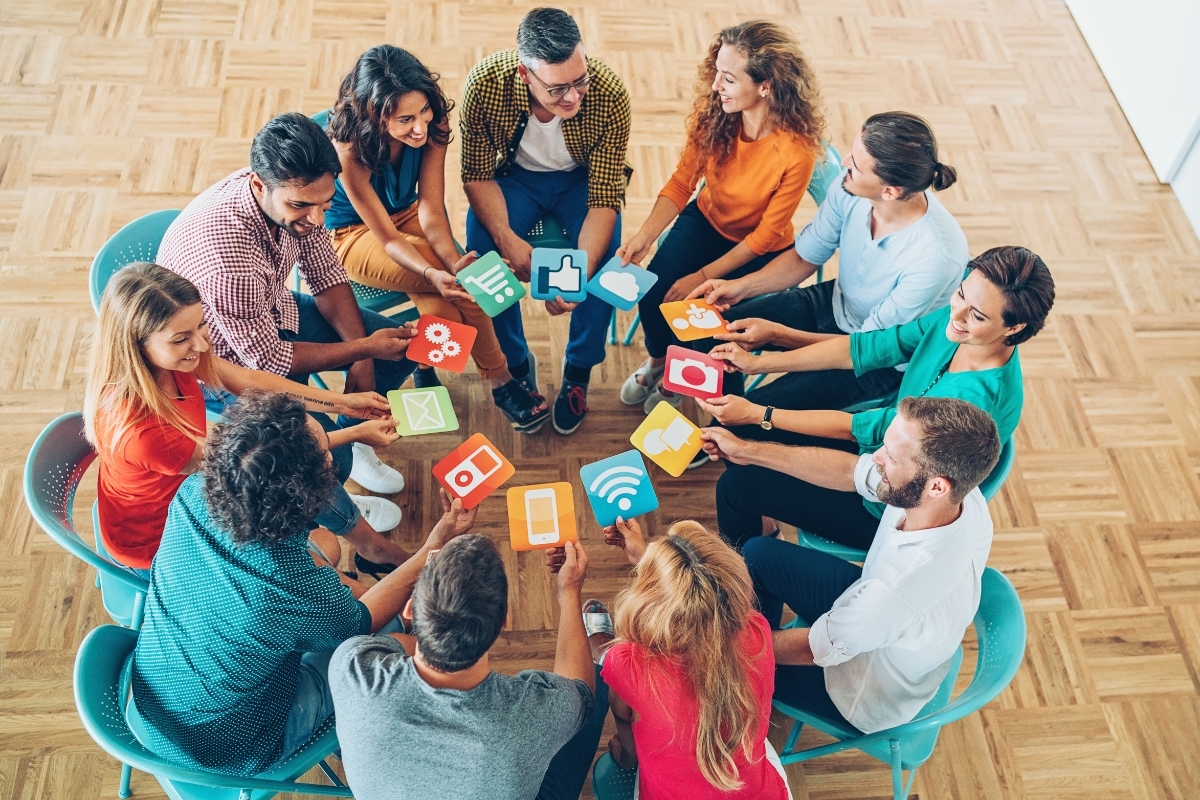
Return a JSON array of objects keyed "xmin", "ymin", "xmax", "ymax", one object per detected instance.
[
  {"xmin": 457, "ymin": 251, "xmax": 526, "ymax": 317},
  {"xmin": 388, "ymin": 387, "xmax": 460, "ymax": 436}
]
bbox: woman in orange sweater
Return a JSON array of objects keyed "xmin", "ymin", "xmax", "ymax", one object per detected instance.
[{"xmin": 617, "ymin": 20, "xmax": 824, "ymax": 413}]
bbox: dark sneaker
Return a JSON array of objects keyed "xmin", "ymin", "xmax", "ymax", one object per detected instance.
[
  {"xmin": 553, "ymin": 381, "xmax": 589, "ymax": 435},
  {"xmin": 413, "ymin": 367, "xmax": 441, "ymax": 389},
  {"xmin": 515, "ymin": 351, "xmax": 539, "ymax": 396},
  {"xmin": 354, "ymin": 552, "xmax": 397, "ymax": 580},
  {"xmin": 493, "ymin": 379, "xmax": 549, "ymax": 433}
]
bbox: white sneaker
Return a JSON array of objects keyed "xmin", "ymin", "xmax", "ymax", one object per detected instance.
[
  {"xmin": 350, "ymin": 442, "xmax": 405, "ymax": 494},
  {"xmin": 350, "ymin": 494, "xmax": 402, "ymax": 532},
  {"xmin": 643, "ymin": 383, "xmax": 683, "ymax": 415},
  {"xmin": 620, "ymin": 359, "xmax": 664, "ymax": 406}
]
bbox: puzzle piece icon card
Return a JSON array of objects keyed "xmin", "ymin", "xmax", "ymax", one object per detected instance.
[
  {"xmin": 406, "ymin": 315, "xmax": 477, "ymax": 373},
  {"xmin": 457, "ymin": 251, "xmax": 526, "ymax": 317},
  {"xmin": 388, "ymin": 387, "xmax": 459, "ymax": 436},
  {"xmin": 433, "ymin": 433, "xmax": 515, "ymax": 509},
  {"xmin": 507, "ymin": 482, "xmax": 578, "ymax": 551},
  {"xmin": 586, "ymin": 257, "xmax": 659, "ymax": 311},
  {"xmin": 579, "ymin": 449, "xmax": 660, "ymax": 527},
  {"xmin": 661, "ymin": 345, "xmax": 724, "ymax": 400},
  {"xmin": 659, "ymin": 300, "xmax": 727, "ymax": 342},
  {"xmin": 630, "ymin": 402, "xmax": 704, "ymax": 477},
  {"xmin": 530, "ymin": 248, "xmax": 588, "ymax": 302}
]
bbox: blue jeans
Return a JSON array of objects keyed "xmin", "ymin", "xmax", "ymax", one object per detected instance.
[
  {"xmin": 537, "ymin": 664, "xmax": 610, "ymax": 800},
  {"xmin": 466, "ymin": 165, "xmax": 621, "ymax": 372}
]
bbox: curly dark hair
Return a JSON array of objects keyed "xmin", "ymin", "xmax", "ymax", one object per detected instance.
[
  {"xmin": 202, "ymin": 391, "xmax": 337, "ymax": 547},
  {"xmin": 686, "ymin": 20, "xmax": 825, "ymax": 179},
  {"xmin": 968, "ymin": 246, "xmax": 1056, "ymax": 346},
  {"xmin": 328, "ymin": 45, "xmax": 454, "ymax": 174}
]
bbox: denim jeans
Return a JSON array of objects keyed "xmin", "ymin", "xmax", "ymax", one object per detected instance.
[
  {"xmin": 466, "ymin": 165, "xmax": 621, "ymax": 372},
  {"xmin": 536, "ymin": 663, "xmax": 610, "ymax": 800}
]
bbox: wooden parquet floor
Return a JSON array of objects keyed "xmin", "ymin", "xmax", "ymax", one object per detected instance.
[{"xmin": 2, "ymin": 0, "xmax": 1200, "ymax": 798}]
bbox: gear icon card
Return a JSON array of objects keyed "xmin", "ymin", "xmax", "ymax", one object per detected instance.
[{"xmin": 406, "ymin": 315, "xmax": 477, "ymax": 373}]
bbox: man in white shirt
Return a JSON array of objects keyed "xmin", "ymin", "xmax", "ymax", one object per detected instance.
[{"xmin": 702, "ymin": 395, "xmax": 1000, "ymax": 733}]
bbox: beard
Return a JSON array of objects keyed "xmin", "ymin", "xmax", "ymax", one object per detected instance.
[
  {"xmin": 875, "ymin": 464, "xmax": 928, "ymax": 509},
  {"xmin": 260, "ymin": 196, "xmax": 316, "ymax": 239}
]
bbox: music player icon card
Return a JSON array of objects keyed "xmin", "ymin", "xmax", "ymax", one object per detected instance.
[
  {"xmin": 530, "ymin": 248, "xmax": 588, "ymax": 303},
  {"xmin": 507, "ymin": 482, "xmax": 578, "ymax": 551},
  {"xmin": 661, "ymin": 345, "xmax": 724, "ymax": 400},
  {"xmin": 432, "ymin": 433, "xmax": 515, "ymax": 509},
  {"xmin": 407, "ymin": 315, "xmax": 477, "ymax": 373},
  {"xmin": 579, "ymin": 450, "xmax": 659, "ymax": 527}
]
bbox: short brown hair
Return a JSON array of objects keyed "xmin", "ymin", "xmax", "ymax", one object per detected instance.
[
  {"xmin": 898, "ymin": 396, "xmax": 1001, "ymax": 502},
  {"xmin": 968, "ymin": 246, "xmax": 1055, "ymax": 346}
]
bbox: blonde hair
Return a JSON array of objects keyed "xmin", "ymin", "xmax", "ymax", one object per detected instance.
[
  {"xmin": 83, "ymin": 262, "xmax": 221, "ymax": 448},
  {"xmin": 611, "ymin": 521, "xmax": 765, "ymax": 792}
]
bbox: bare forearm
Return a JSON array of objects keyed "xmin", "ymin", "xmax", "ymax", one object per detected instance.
[
  {"xmin": 773, "ymin": 628, "xmax": 816, "ymax": 666},
  {"xmin": 579, "ymin": 208, "xmax": 618, "ymax": 278},
  {"xmin": 702, "ymin": 242, "xmax": 758, "ymax": 280},
  {"xmin": 756, "ymin": 334, "xmax": 853, "ymax": 373},
  {"xmin": 733, "ymin": 249, "xmax": 819, "ymax": 298},
  {"xmin": 289, "ymin": 339, "xmax": 371, "ymax": 375},
  {"xmin": 635, "ymin": 196, "xmax": 683, "ymax": 246},
  {"xmin": 214, "ymin": 357, "xmax": 351, "ymax": 412},
  {"xmin": 553, "ymin": 589, "xmax": 595, "ymax": 690},
  {"xmin": 743, "ymin": 440, "xmax": 859, "ymax": 491},
  {"xmin": 774, "ymin": 327, "xmax": 844, "ymax": 349},
  {"xmin": 463, "ymin": 181, "xmax": 517, "ymax": 249},
  {"xmin": 313, "ymin": 283, "xmax": 368, "ymax": 343},
  {"xmin": 361, "ymin": 543, "xmax": 433, "ymax": 632},
  {"xmin": 418, "ymin": 206, "xmax": 462, "ymax": 270},
  {"xmin": 771, "ymin": 409, "xmax": 856, "ymax": 441}
]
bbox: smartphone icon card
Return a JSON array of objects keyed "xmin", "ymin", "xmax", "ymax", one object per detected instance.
[
  {"xmin": 586, "ymin": 257, "xmax": 659, "ymax": 311},
  {"xmin": 580, "ymin": 450, "xmax": 659, "ymax": 527},
  {"xmin": 661, "ymin": 345, "xmax": 724, "ymax": 400},
  {"xmin": 531, "ymin": 249, "xmax": 588, "ymax": 303},
  {"xmin": 432, "ymin": 433, "xmax": 515, "ymax": 509},
  {"xmin": 407, "ymin": 315, "xmax": 477, "ymax": 373},
  {"xmin": 507, "ymin": 482, "xmax": 577, "ymax": 551},
  {"xmin": 659, "ymin": 300, "xmax": 726, "ymax": 342}
]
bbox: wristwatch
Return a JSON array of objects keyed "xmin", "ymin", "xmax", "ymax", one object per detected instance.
[{"xmin": 760, "ymin": 406, "xmax": 775, "ymax": 431}]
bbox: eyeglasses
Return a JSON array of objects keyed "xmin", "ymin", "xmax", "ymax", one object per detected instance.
[{"xmin": 527, "ymin": 68, "xmax": 592, "ymax": 99}]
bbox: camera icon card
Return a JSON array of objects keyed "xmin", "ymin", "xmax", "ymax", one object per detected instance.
[
  {"xmin": 658, "ymin": 300, "xmax": 726, "ymax": 342},
  {"xmin": 456, "ymin": 251, "xmax": 526, "ymax": 317},
  {"xmin": 579, "ymin": 449, "xmax": 659, "ymax": 527},
  {"xmin": 586, "ymin": 257, "xmax": 659, "ymax": 312},
  {"xmin": 432, "ymin": 433, "xmax": 516, "ymax": 509},
  {"xmin": 407, "ymin": 315, "xmax": 477, "ymax": 373},
  {"xmin": 507, "ymin": 482, "xmax": 578, "ymax": 551},
  {"xmin": 530, "ymin": 248, "xmax": 588, "ymax": 303},
  {"xmin": 388, "ymin": 387, "xmax": 459, "ymax": 437},
  {"xmin": 661, "ymin": 345, "xmax": 724, "ymax": 401},
  {"xmin": 630, "ymin": 402, "xmax": 704, "ymax": 477}
]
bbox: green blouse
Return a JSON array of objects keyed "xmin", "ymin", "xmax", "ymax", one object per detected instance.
[{"xmin": 848, "ymin": 305, "xmax": 1024, "ymax": 517}]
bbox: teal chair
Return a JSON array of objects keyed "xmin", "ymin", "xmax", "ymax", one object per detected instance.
[
  {"xmin": 24, "ymin": 412, "xmax": 150, "ymax": 630},
  {"xmin": 89, "ymin": 209, "xmax": 183, "ymax": 313},
  {"xmin": 74, "ymin": 624, "xmax": 353, "ymax": 800},
  {"xmin": 773, "ymin": 567, "xmax": 1025, "ymax": 800},
  {"xmin": 591, "ymin": 752, "xmax": 637, "ymax": 800}
]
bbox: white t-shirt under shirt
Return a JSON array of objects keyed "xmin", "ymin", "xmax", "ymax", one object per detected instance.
[
  {"xmin": 808, "ymin": 453, "xmax": 994, "ymax": 733},
  {"xmin": 515, "ymin": 112, "xmax": 579, "ymax": 172}
]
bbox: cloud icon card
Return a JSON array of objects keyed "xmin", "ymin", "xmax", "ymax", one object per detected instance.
[{"xmin": 586, "ymin": 257, "xmax": 659, "ymax": 311}]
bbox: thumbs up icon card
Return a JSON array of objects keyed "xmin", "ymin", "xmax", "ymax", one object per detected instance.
[
  {"xmin": 531, "ymin": 249, "xmax": 588, "ymax": 302},
  {"xmin": 659, "ymin": 300, "xmax": 726, "ymax": 342}
]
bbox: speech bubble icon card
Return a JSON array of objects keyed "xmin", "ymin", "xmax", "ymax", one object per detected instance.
[
  {"xmin": 580, "ymin": 449, "xmax": 659, "ymax": 527},
  {"xmin": 457, "ymin": 251, "xmax": 526, "ymax": 317},
  {"xmin": 659, "ymin": 300, "xmax": 726, "ymax": 342},
  {"xmin": 432, "ymin": 433, "xmax": 516, "ymax": 509},
  {"xmin": 661, "ymin": 345, "xmax": 724, "ymax": 401},
  {"xmin": 531, "ymin": 248, "xmax": 588, "ymax": 303},
  {"xmin": 407, "ymin": 315, "xmax": 477, "ymax": 373},
  {"xmin": 630, "ymin": 402, "xmax": 704, "ymax": 477},
  {"xmin": 586, "ymin": 257, "xmax": 659, "ymax": 311},
  {"xmin": 388, "ymin": 387, "xmax": 459, "ymax": 436},
  {"xmin": 507, "ymin": 482, "xmax": 578, "ymax": 551}
]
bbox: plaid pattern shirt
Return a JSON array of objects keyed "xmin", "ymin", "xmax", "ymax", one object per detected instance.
[
  {"xmin": 157, "ymin": 168, "xmax": 349, "ymax": 376},
  {"xmin": 459, "ymin": 50, "xmax": 633, "ymax": 210}
]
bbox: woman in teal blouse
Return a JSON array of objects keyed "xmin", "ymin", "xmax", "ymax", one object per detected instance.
[{"xmin": 701, "ymin": 245, "xmax": 1055, "ymax": 549}]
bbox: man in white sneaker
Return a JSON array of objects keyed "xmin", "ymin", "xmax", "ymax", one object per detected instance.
[{"xmin": 159, "ymin": 112, "xmax": 414, "ymax": 571}]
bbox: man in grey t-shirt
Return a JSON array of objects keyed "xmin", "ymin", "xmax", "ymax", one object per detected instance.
[{"xmin": 329, "ymin": 534, "xmax": 606, "ymax": 800}]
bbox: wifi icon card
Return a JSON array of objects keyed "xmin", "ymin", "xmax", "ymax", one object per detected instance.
[{"xmin": 579, "ymin": 449, "xmax": 659, "ymax": 527}]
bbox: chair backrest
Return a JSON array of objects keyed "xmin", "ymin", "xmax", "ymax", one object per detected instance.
[
  {"xmin": 311, "ymin": 109, "xmax": 331, "ymax": 129},
  {"xmin": 24, "ymin": 413, "xmax": 149, "ymax": 595},
  {"xmin": 591, "ymin": 752, "xmax": 637, "ymax": 800},
  {"xmin": 525, "ymin": 215, "xmax": 573, "ymax": 249},
  {"xmin": 89, "ymin": 209, "xmax": 183, "ymax": 313},
  {"xmin": 980, "ymin": 438, "xmax": 1015, "ymax": 501},
  {"xmin": 806, "ymin": 142, "xmax": 843, "ymax": 206}
]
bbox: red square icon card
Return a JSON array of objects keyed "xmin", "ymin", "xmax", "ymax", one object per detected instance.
[
  {"xmin": 432, "ymin": 433, "xmax": 515, "ymax": 509},
  {"xmin": 407, "ymin": 315, "xmax": 477, "ymax": 373},
  {"xmin": 661, "ymin": 345, "xmax": 724, "ymax": 400}
]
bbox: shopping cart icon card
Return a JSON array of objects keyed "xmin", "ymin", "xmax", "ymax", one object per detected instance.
[
  {"xmin": 407, "ymin": 315, "xmax": 477, "ymax": 373},
  {"xmin": 457, "ymin": 251, "xmax": 526, "ymax": 317},
  {"xmin": 507, "ymin": 482, "xmax": 578, "ymax": 551},
  {"xmin": 530, "ymin": 249, "xmax": 588, "ymax": 303},
  {"xmin": 432, "ymin": 433, "xmax": 515, "ymax": 509},
  {"xmin": 388, "ymin": 387, "xmax": 459, "ymax": 437}
]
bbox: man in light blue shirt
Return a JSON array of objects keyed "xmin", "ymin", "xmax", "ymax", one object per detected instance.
[{"xmin": 689, "ymin": 112, "xmax": 969, "ymax": 419}]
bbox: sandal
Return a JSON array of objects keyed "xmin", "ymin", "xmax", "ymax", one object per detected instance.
[
  {"xmin": 493, "ymin": 379, "xmax": 550, "ymax": 434},
  {"xmin": 620, "ymin": 359, "xmax": 665, "ymax": 406},
  {"xmin": 582, "ymin": 598, "xmax": 615, "ymax": 638}
]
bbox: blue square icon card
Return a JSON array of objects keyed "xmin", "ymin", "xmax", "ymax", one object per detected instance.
[
  {"xmin": 586, "ymin": 257, "xmax": 659, "ymax": 312},
  {"xmin": 531, "ymin": 248, "xmax": 588, "ymax": 302},
  {"xmin": 579, "ymin": 449, "xmax": 660, "ymax": 527}
]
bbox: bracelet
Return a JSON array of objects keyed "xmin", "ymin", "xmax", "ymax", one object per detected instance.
[
  {"xmin": 423, "ymin": 267, "xmax": 433, "ymax": 283},
  {"xmin": 698, "ymin": 267, "xmax": 708, "ymax": 280}
]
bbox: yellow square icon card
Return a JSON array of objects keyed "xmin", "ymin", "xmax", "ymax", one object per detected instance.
[
  {"xmin": 506, "ymin": 482, "xmax": 578, "ymax": 551},
  {"xmin": 630, "ymin": 402, "xmax": 704, "ymax": 477}
]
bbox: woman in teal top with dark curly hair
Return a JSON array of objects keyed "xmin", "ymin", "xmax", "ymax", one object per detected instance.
[{"xmin": 701, "ymin": 245, "xmax": 1055, "ymax": 548}]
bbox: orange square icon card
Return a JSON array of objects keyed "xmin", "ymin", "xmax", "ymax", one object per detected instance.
[
  {"xmin": 407, "ymin": 315, "xmax": 478, "ymax": 373},
  {"xmin": 432, "ymin": 433, "xmax": 515, "ymax": 509},
  {"xmin": 659, "ymin": 300, "xmax": 727, "ymax": 342},
  {"xmin": 506, "ymin": 482, "xmax": 577, "ymax": 551}
]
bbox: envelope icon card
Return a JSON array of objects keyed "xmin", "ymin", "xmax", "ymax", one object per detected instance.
[
  {"xmin": 630, "ymin": 402, "xmax": 704, "ymax": 477},
  {"xmin": 389, "ymin": 387, "xmax": 459, "ymax": 436},
  {"xmin": 531, "ymin": 248, "xmax": 588, "ymax": 302},
  {"xmin": 659, "ymin": 300, "xmax": 726, "ymax": 342},
  {"xmin": 432, "ymin": 433, "xmax": 515, "ymax": 509},
  {"xmin": 507, "ymin": 482, "xmax": 578, "ymax": 551},
  {"xmin": 457, "ymin": 251, "xmax": 526, "ymax": 317},
  {"xmin": 661, "ymin": 345, "xmax": 724, "ymax": 400},
  {"xmin": 407, "ymin": 315, "xmax": 478, "ymax": 373},
  {"xmin": 586, "ymin": 257, "xmax": 659, "ymax": 311}
]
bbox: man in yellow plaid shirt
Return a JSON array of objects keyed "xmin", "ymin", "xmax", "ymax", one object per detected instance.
[{"xmin": 461, "ymin": 7, "xmax": 632, "ymax": 436}]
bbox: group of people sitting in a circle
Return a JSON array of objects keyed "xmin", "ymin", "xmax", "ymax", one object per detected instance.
[{"xmin": 83, "ymin": 8, "xmax": 1055, "ymax": 799}]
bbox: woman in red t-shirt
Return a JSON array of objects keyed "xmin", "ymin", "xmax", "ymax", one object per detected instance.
[
  {"xmin": 83, "ymin": 262, "xmax": 398, "ymax": 576},
  {"xmin": 599, "ymin": 518, "xmax": 792, "ymax": 800}
]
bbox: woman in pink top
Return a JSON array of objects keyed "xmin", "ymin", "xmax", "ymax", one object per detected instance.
[{"xmin": 598, "ymin": 518, "xmax": 791, "ymax": 800}]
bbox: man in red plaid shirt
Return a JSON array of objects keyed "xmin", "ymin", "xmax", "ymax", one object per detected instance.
[{"xmin": 159, "ymin": 113, "xmax": 417, "ymax": 573}]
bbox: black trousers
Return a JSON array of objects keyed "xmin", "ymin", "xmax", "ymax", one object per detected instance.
[
  {"xmin": 638, "ymin": 201, "xmax": 788, "ymax": 360},
  {"xmin": 742, "ymin": 536, "xmax": 862, "ymax": 727}
]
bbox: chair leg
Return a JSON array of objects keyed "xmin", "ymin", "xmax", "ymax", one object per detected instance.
[
  {"xmin": 622, "ymin": 312, "xmax": 641, "ymax": 346},
  {"xmin": 118, "ymin": 762, "xmax": 132, "ymax": 798},
  {"xmin": 746, "ymin": 373, "xmax": 765, "ymax": 391},
  {"xmin": 890, "ymin": 740, "xmax": 902, "ymax": 800},
  {"xmin": 903, "ymin": 765, "xmax": 918, "ymax": 799},
  {"xmin": 779, "ymin": 718, "xmax": 804, "ymax": 762},
  {"xmin": 816, "ymin": 264, "xmax": 824, "ymax": 283},
  {"xmin": 131, "ymin": 591, "xmax": 146, "ymax": 632},
  {"xmin": 607, "ymin": 309, "xmax": 618, "ymax": 346},
  {"xmin": 318, "ymin": 759, "xmax": 346, "ymax": 788},
  {"xmin": 310, "ymin": 374, "xmax": 329, "ymax": 391},
  {"xmin": 238, "ymin": 789, "xmax": 252, "ymax": 800}
]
